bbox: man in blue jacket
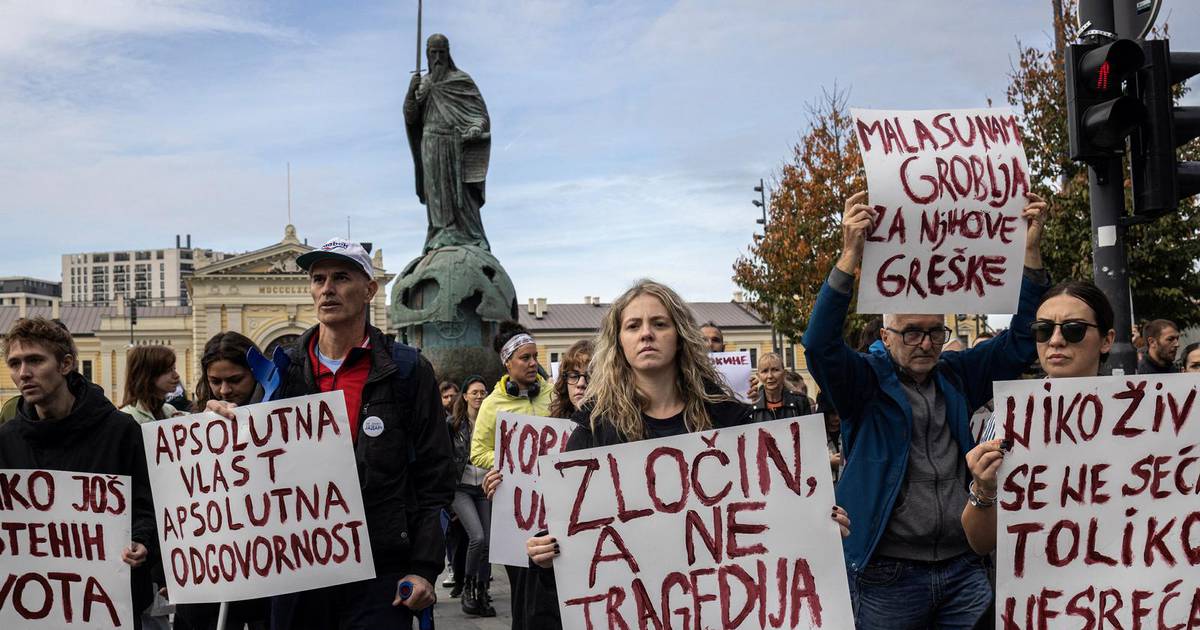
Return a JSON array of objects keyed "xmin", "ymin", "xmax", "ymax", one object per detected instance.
[{"xmin": 803, "ymin": 190, "xmax": 1049, "ymax": 629}]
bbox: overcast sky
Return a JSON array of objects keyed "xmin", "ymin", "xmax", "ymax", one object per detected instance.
[{"xmin": 3, "ymin": 0, "xmax": 1198, "ymax": 305}]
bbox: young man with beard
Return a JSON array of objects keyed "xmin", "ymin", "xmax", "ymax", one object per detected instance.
[
  {"xmin": 803, "ymin": 191, "xmax": 1050, "ymax": 629},
  {"xmin": 208, "ymin": 239, "xmax": 455, "ymax": 630},
  {"xmin": 0, "ymin": 317, "xmax": 158, "ymax": 628},
  {"xmin": 1137, "ymin": 318, "xmax": 1181, "ymax": 374}
]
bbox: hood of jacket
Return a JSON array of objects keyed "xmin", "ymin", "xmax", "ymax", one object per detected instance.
[{"xmin": 14, "ymin": 372, "xmax": 122, "ymax": 448}]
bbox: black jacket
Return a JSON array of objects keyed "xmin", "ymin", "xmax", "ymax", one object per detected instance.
[
  {"xmin": 0, "ymin": 372, "xmax": 158, "ymax": 615},
  {"xmin": 748, "ymin": 386, "xmax": 814, "ymax": 423},
  {"xmin": 274, "ymin": 324, "xmax": 455, "ymax": 584},
  {"xmin": 524, "ymin": 393, "xmax": 752, "ymax": 629}
]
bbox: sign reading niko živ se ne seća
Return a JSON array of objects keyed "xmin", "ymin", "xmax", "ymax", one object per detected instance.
[
  {"xmin": 489, "ymin": 412, "xmax": 576, "ymax": 567},
  {"xmin": 994, "ymin": 374, "xmax": 1200, "ymax": 629},
  {"xmin": 540, "ymin": 416, "xmax": 853, "ymax": 630},
  {"xmin": 143, "ymin": 391, "xmax": 375, "ymax": 604},
  {"xmin": 851, "ymin": 108, "xmax": 1031, "ymax": 314},
  {"xmin": 0, "ymin": 470, "xmax": 133, "ymax": 629}
]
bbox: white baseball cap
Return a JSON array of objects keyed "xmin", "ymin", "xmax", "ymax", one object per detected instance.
[{"xmin": 296, "ymin": 238, "xmax": 375, "ymax": 279}]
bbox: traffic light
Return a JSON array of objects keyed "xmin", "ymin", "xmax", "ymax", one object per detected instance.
[
  {"xmin": 1128, "ymin": 39, "xmax": 1200, "ymax": 219},
  {"xmin": 1066, "ymin": 39, "xmax": 1146, "ymax": 162},
  {"xmin": 129, "ymin": 300, "xmax": 137, "ymax": 326}
]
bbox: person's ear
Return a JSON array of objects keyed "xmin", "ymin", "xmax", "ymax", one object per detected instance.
[
  {"xmin": 1100, "ymin": 329, "xmax": 1115, "ymax": 356},
  {"xmin": 60, "ymin": 354, "xmax": 75, "ymax": 375}
]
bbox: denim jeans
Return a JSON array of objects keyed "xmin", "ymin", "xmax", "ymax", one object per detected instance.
[
  {"xmin": 850, "ymin": 553, "xmax": 992, "ymax": 629},
  {"xmin": 452, "ymin": 487, "xmax": 492, "ymax": 582}
]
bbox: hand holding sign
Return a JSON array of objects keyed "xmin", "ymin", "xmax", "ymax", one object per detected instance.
[{"xmin": 836, "ymin": 190, "xmax": 877, "ymax": 275}]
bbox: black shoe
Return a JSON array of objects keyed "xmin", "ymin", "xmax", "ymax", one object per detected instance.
[
  {"xmin": 461, "ymin": 577, "xmax": 484, "ymax": 616},
  {"xmin": 476, "ymin": 578, "xmax": 497, "ymax": 617},
  {"xmin": 449, "ymin": 580, "xmax": 464, "ymax": 598}
]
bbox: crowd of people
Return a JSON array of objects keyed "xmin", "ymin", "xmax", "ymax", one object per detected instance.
[{"xmin": 0, "ymin": 193, "xmax": 1197, "ymax": 630}]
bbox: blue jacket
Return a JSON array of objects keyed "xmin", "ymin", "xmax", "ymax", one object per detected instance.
[{"xmin": 802, "ymin": 272, "xmax": 1046, "ymax": 573}]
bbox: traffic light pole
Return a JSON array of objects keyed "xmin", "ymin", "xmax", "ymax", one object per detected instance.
[{"xmin": 1087, "ymin": 157, "xmax": 1137, "ymax": 374}]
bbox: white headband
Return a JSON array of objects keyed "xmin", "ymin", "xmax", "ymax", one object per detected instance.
[{"xmin": 500, "ymin": 333, "xmax": 536, "ymax": 364}]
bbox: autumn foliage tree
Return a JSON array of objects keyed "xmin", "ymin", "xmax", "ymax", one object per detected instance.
[
  {"xmin": 733, "ymin": 87, "xmax": 870, "ymax": 342},
  {"xmin": 1010, "ymin": 0, "xmax": 1200, "ymax": 328}
]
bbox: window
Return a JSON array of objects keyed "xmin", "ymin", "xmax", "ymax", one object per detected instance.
[
  {"xmin": 135, "ymin": 251, "xmax": 151, "ymax": 261},
  {"xmin": 747, "ymin": 348, "xmax": 758, "ymax": 367},
  {"xmin": 93, "ymin": 253, "xmax": 109, "ymax": 262},
  {"xmin": 114, "ymin": 252, "xmax": 129, "ymax": 262},
  {"xmin": 81, "ymin": 360, "xmax": 93, "ymax": 382},
  {"xmin": 550, "ymin": 352, "xmax": 560, "ymax": 364},
  {"xmin": 156, "ymin": 251, "xmax": 163, "ymax": 260}
]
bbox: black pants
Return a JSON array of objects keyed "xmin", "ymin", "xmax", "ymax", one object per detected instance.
[
  {"xmin": 270, "ymin": 574, "xmax": 418, "ymax": 630},
  {"xmin": 506, "ymin": 565, "xmax": 527, "ymax": 628},
  {"xmin": 174, "ymin": 600, "xmax": 268, "ymax": 630}
]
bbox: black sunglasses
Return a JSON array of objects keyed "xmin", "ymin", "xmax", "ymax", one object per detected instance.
[
  {"xmin": 885, "ymin": 326, "xmax": 952, "ymax": 347},
  {"xmin": 1030, "ymin": 320, "xmax": 1099, "ymax": 344}
]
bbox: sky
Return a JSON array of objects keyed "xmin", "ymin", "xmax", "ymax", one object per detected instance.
[{"xmin": 2, "ymin": 0, "xmax": 1198, "ymax": 306}]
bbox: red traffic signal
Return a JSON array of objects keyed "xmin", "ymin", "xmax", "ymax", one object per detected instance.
[{"xmin": 1067, "ymin": 40, "xmax": 1147, "ymax": 162}]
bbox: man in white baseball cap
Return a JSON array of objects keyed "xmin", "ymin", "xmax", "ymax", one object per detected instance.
[
  {"xmin": 209, "ymin": 236, "xmax": 455, "ymax": 629},
  {"xmin": 296, "ymin": 237, "xmax": 376, "ymax": 279}
]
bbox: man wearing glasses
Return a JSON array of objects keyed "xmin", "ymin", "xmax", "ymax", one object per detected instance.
[{"xmin": 803, "ymin": 190, "xmax": 1050, "ymax": 629}]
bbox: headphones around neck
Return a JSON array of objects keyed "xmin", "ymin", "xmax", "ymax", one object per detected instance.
[{"xmin": 505, "ymin": 376, "xmax": 540, "ymax": 399}]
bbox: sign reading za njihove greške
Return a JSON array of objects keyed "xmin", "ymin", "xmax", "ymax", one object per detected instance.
[
  {"xmin": 143, "ymin": 391, "xmax": 374, "ymax": 604},
  {"xmin": 489, "ymin": 412, "xmax": 576, "ymax": 567},
  {"xmin": 993, "ymin": 374, "xmax": 1200, "ymax": 629},
  {"xmin": 851, "ymin": 108, "xmax": 1031, "ymax": 314},
  {"xmin": 540, "ymin": 416, "xmax": 853, "ymax": 630},
  {"xmin": 0, "ymin": 469, "xmax": 132, "ymax": 629}
]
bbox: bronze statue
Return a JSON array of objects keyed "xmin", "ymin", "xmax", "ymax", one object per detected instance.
[{"xmin": 404, "ymin": 33, "xmax": 491, "ymax": 253}]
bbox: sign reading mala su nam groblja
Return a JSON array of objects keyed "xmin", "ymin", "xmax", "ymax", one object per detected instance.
[
  {"xmin": 0, "ymin": 469, "xmax": 132, "ymax": 629},
  {"xmin": 850, "ymin": 108, "xmax": 1031, "ymax": 314},
  {"xmin": 142, "ymin": 391, "xmax": 375, "ymax": 604},
  {"xmin": 539, "ymin": 416, "xmax": 853, "ymax": 630},
  {"xmin": 993, "ymin": 374, "xmax": 1200, "ymax": 629},
  {"xmin": 489, "ymin": 412, "xmax": 576, "ymax": 567}
]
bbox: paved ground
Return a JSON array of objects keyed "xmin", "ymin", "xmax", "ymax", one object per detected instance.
[{"xmin": 430, "ymin": 566, "xmax": 513, "ymax": 629}]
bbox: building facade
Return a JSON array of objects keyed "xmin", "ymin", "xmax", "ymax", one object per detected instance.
[
  {"xmin": 62, "ymin": 234, "xmax": 232, "ymax": 307},
  {"xmin": 0, "ymin": 276, "xmax": 61, "ymax": 308},
  {"xmin": 1, "ymin": 226, "xmax": 391, "ymax": 407}
]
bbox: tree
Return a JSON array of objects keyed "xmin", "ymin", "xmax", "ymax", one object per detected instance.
[
  {"xmin": 1009, "ymin": 0, "xmax": 1200, "ymax": 328},
  {"xmin": 732, "ymin": 86, "xmax": 871, "ymax": 342}
]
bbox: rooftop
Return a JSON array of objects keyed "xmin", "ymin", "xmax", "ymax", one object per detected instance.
[
  {"xmin": 517, "ymin": 300, "xmax": 766, "ymax": 332},
  {"xmin": 0, "ymin": 305, "xmax": 192, "ymax": 336}
]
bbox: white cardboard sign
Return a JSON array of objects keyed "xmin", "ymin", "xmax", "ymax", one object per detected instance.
[
  {"xmin": 540, "ymin": 416, "xmax": 853, "ymax": 629},
  {"xmin": 142, "ymin": 391, "xmax": 375, "ymax": 604},
  {"xmin": 851, "ymin": 108, "xmax": 1031, "ymax": 314},
  {"xmin": 711, "ymin": 350, "xmax": 754, "ymax": 402},
  {"xmin": 489, "ymin": 412, "xmax": 576, "ymax": 566},
  {"xmin": 993, "ymin": 374, "xmax": 1200, "ymax": 628},
  {"xmin": 0, "ymin": 469, "xmax": 132, "ymax": 629}
]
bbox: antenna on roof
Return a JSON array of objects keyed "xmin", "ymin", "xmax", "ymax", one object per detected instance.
[{"xmin": 287, "ymin": 162, "xmax": 293, "ymax": 225}]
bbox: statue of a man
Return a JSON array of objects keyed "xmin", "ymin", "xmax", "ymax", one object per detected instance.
[{"xmin": 404, "ymin": 33, "xmax": 491, "ymax": 253}]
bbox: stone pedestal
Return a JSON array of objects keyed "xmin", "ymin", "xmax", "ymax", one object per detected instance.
[{"xmin": 389, "ymin": 245, "xmax": 518, "ymax": 384}]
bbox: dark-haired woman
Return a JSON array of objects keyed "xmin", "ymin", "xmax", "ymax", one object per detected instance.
[
  {"xmin": 549, "ymin": 339, "xmax": 592, "ymax": 419},
  {"xmin": 961, "ymin": 280, "xmax": 1117, "ymax": 554},
  {"xmin": 121, "ymin": 345, "xmax": 183, "ymax": 423},
  {"xmin": 470, "ymin": 320, "xmax": 552, "ymax": 629},
  {"xmin": 449, "ymin": 376, "xmax": 495, "ymax": 616},
  {"xmin": 523, "ymin": 280, "xmax": 850, "ymax": 630},
  {"xmin": 175, "ymin": 332, "xmax": 269, "ymax": 630},
  {"xmin": 1182, "ymin": 342, "xmax": 1200, "ymax": 373},
  {"xmin": 193, "ymin": 331, "xmax": 263, "ymax": 410}
]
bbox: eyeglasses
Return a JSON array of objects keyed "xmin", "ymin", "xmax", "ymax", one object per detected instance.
[
  {"xmin": 885, "ymin": 326, "xmax": 952, "ymax": 347},
  {"xmin": 565, "ymin": 371, "xmax": 590, "ymax": 385},
  {"xmin": 1030, "ymin": 320, "xmax": 1098, "ymax": 344}
]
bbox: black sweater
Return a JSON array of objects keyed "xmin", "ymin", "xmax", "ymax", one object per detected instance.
[{"xmin": 0, "ymin": 372, "xmax": 158, "ymax": 614}]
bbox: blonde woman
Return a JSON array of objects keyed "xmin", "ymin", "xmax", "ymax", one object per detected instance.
[{"xmin": 522, "ymin": 280, "xmax": 850, "ymax": 629}]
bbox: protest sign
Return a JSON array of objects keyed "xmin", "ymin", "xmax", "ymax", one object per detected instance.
[
  {"xmin": 0, "ymin": 469, "xmax": 132, "ymax": 629},
  {"xmin": 540, "ymin": 416, "xmax": 853, "ymax": 630},
  {"xmin": 490, "ymin": 412, "xmax": 576, "ymax": 566},
  {"xmin": 850, "ymin": 108, "xmax": 1031, "ymax": 314},
  {"xmin": 711, "ymin": 350, "xmax": 754, "ymax": 402},
  {"xmin": 142, "ymin": 391, "xmax": 374, "ymax": 604},
  {"xmin": 993, "ymin": 374, "xmax": 1200, "ymax": 629}
]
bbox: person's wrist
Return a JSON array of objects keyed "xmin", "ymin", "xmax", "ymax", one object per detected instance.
[{"xmin": 835, "ymin": 251, "xmax": 858, "ymax": 274}]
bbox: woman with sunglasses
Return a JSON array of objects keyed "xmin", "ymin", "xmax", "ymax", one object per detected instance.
[{"xmin": 961, "ymin": 280, "xmax": 1116, "ymax": 554}]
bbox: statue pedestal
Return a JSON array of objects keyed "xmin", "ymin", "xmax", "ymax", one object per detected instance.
[{"xmin": 389, "ymin": 245, "xmax": 518, "ymax": 384}]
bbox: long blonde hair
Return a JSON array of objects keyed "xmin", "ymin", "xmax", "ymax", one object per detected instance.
[{"xmin": 586, "ymin": 279, "xmax": 732, "ymax": 441}]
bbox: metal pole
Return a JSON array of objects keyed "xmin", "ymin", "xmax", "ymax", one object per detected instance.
[
  {"xmin": 216, "ymin": 601, "xmax": 229, "ymax": 630},
  {"xmin": 756, "ymin": 178, "xmax": 781, "ymax": 356},
  {"xmin": 1089, "ymin": 157, "xmax": 1136, "ymax": 374},
  {"xmin": 415, "ymin": 0, "xmax": 423, "ymax": 74}
]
